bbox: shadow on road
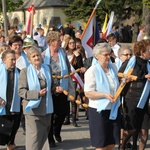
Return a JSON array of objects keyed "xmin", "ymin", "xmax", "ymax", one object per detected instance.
[{"xmin": 51, "ymin": 138, "xmax": 94, "ymax": 150}]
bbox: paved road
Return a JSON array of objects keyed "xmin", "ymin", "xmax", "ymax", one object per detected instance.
[{"xmin": 0, "ymin": 111, "xmax": 150, "ymax": 150}]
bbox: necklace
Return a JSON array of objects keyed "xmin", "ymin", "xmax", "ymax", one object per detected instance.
[{"xmin": 51, "ymin": 55, "xmax": 59, "ymax": 63}]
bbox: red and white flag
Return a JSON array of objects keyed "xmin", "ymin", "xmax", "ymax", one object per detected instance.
[
  {"xmin": 80, "ymin": 0, "xmax": 101, "ymax": 58},
  {"xmin": 70, "ymin": 65, "xmax": 84, "ymax": 90},
  {"xmin": 26, "ymin": 4, "xmax": 35, "ymax": 36},
  {"xmin": 81, "ymin": 15, "xmax": 95, "ymax": 58},
  {"xmin": 81, "ymin": 15, "xmax": 100, "ymax": 58},
  {"xmin": 103, "ymin": 11, "xmax": 114, "ymax": 39}
]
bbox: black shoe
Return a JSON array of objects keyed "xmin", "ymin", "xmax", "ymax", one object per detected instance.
[
  {"xmin": 126, "ymin": 142, "xmax": 132, "ymax": 149},
  {"xmin": 23, "ymin": 130, "xmax": 26, "ymax": 135},
  {"xmin": 50, "ymin": 141, "xmax": 56, "ymax": 147},
  {"xmin": 72, "ymin": 121, "xmax": 78, "ymax": 127},
  {"xmin": 63, "ymin": 121, "xmax": 70, "ymax": 125},
  {"xmin": 55, "ymin": 135, "xmax": 62, "ymax": 142}
]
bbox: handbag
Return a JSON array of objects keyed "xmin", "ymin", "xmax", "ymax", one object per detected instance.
[{"xmin": 0, "ymin": 117, "xmax": 14, "ymax": 136}]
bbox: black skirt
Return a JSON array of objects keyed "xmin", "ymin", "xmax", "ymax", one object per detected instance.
[
  {"xmin": 88, "ymin": 107, "xmax": 120, "ymax": 148},
  {"xmin": 123, "ymin": 100, "xmax": 145, "ymax": 130}
]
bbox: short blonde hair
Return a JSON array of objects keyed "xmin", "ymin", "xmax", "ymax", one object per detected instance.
[
  {"xmin": 0, "ymin": 44, "xmax": 10, "ymax": 54},
  {"xmin": 46, "ymin": 31, "xmax": 60, "ymax": 44}
]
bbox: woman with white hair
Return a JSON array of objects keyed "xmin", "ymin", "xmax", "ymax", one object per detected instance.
[
  {"xmin": 84, "ymin": 43, "xmax": 120, "ymax": 150},
  {"xmin": 18, "ymin": 46, "xmax": 63, "ymax": 150}
]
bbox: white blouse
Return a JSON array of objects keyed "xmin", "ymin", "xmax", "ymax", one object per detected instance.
[{"xmin": 84, "ymin": 65, "xmax": 115, "ymax": 109}]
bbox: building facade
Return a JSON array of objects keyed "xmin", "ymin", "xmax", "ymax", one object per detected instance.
[{"xmin": 6, "ymin": 0, "xmax": 69, "ymax": 34}]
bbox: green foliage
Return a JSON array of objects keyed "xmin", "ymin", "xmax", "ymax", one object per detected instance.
[
  {"xmin": 63, "ymin": 0, "xmax": 73, "ymax": 4},
  {"xmin": 0, "ymin": 0, "xmax": 23, "ymax": 12},
  {"xmin": 64, "ymin": 0, "xmax": 143, "ymax": 26},
  {"xmin": 143, "ymin": 0, "xmax": 150, "ymax": 8}
]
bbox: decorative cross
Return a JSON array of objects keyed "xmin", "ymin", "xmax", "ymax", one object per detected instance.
[
  {"xmin": 52, "ymin": 68, "xmax": 88, "ymax": 108},
  {"xmin": 113, "ymin": 68, "xmax": 138, "ymax": 102}
]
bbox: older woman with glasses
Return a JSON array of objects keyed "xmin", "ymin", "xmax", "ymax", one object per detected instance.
[
  {"xmin": 9, "ymin": 35, "xmax": 29, "ymax": 70},
  {"xmin": 84, "ymin": 43, "xmax": 120, "ymax": 150},
  {"xmin": 115, "ymin": 46, "xmax": 133, "ymax": 149},
  {"xmin": 42, "ymin": 31, "xmax": 75, "ymax": 147},
  {"xmin": 115, "ymin": 46, "xmax": 133, "ymax": 70},
  {"xmin": 119, "ymin": 40, "xmax": 150, "ymax": 150}
]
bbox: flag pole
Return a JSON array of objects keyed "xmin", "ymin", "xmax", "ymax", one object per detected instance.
[
  {"xmin": 30, "ymin": 0, "xmax": 36, "ymax": 37},
  {"xmin": 30, "ymin": 5, "xmax": 34, "ymax": 38},
  {"xmin": 80, "ymin": 0, "xmax": 101, "ymax": 40}
]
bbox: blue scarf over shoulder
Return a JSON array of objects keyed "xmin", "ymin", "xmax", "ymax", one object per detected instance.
[
  {"xmin": 44, "ymin": 47, "xmax": 68, "ymax": 90},
  {"xmin": 25, "ymin": 64, "xmax": 53, "ymax": 114},
  {"xmin": 115, "ymin": 59, "xmax": 123, "ymax": 70},
  {"xmin": 95, "ymin": 60, "xmax": 120, "ymax": 120},
  {"xmin": 124, "ymin": 56, "xmax": 150, "ymax": 109},
  {"xmin": 21, "ymin": 51, "xmax": 30, "ymax": 67},
  {"xmin": 0, "ymin": 63, "xmax": 20, "ymax": 115}
]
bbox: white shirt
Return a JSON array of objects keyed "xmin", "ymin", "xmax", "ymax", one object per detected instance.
[
  {"xmin": 137, "ymin": 31, "xmax": 144, "ymax": 41},
  {"xmin": 84, "ymin": 65, "xmax": 115, "ymax": 109},
  {"xmin": 34, "ymin": 35, "xmax": 48, "ymax": 49},
  {"xmin": 16, "ymin": 56, "xmax": 26, "ymax": 70},
  {"xmin": 111, "ymin": 44, "xmax": 120, "ymax": 58}
]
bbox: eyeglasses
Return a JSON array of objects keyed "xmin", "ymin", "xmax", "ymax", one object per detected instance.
[
  {"xmin": 69, "ymin": 42, "xmax": 75, "ymax": 45},
  {"xmin": 12, "ymin": 43, "xmax": 22, "ymax": 47},
  {"xmin": 122, "ymin": 53, "xmax": 132, "ymax": 57},
  {"xmin": 100, "ymin": 53, "xmax": 111, "ymax": 57}
]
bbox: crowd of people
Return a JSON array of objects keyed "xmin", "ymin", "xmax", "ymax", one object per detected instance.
[{"xmin": 0, "ymin": 22, "xmax": 150, "ymax": 150}]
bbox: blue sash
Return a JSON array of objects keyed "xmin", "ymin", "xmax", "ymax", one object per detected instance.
[
  {"xmin": 115, "ymin": 59, "xmax": 122, "ymax": 70},
  {"xmin": 0, "ymin": 59, "xmax": 2, "ymax": 64},
  {"xmin": 21, "ymin": 51, "xmax": 30, "ymax": 67},
  {"xmin": 0, "ymin": 64, "xmax": 20, "ymax": 115},
  {"xmin": 124, "ymin": 56, "xmax": 150, "ymax": 108},
  {"xmin": 96, "ymin": 62, "xmax": 120, "ymax": 120},
  {"xmin": 44, "ymin": 47, "xmax": 69, "ymax": 90},
  {"xmin": 26, "ymin": 64, "xmax": 53, "ymax": 113}
]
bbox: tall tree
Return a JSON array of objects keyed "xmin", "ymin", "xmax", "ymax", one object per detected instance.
[
  {"xmin": 0, "ymin": 0, "xmax": 23, "ymax": 12},
  {"xmin": 143, "ymin": 0, "xmax": 150, "ymax": 36},
  {"xmin": 0, "ymin": 0, "xmax": 23, "ymax": 36},
  {"xmin": 64, "ymin": 0, "xmax": 143, "ymax": 27}
]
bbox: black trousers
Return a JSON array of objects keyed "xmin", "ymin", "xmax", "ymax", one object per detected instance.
[
  {"xmin": 48, "ymin": 93, "xmax": 69, "ymax": 142},
  {"xmin": 0, "ymin": 113, "xmax": 21, "ymax": 145}
]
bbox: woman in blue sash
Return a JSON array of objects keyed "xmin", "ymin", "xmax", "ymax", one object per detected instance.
[
  {"xmin": 9, "ymin": 35, "xmax": 29, "ymax": 70},
  {"xmin": 84, "ymin": 43, "xmax": 120, "ymax": 150},
  {"xmin": 0, "ymin": 50, "xmax": 21, "ymax": 150},
  {"xmin": 115, "ymin": 46, "xmax": 132, "ymax": 70},
  {"xmin": 18, "ymin": 46, "xmax": 63, "ymax": 150},
  {"xmin": 42, "ymin": 31, "xmax": 75, "ymax": 147},
  {"xmin": 119, "ymin": 40, "xmax": 150, "ymax": 150}
]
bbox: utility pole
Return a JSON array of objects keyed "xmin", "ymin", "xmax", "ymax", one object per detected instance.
[{"xmin": 2, "ymin": 0, "xmax": 8, "ymax": 37}]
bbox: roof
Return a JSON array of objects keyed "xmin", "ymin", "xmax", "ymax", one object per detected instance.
[{"xmin": 21, "ymin": 0, "xmax": 69, "ymax": 9}]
